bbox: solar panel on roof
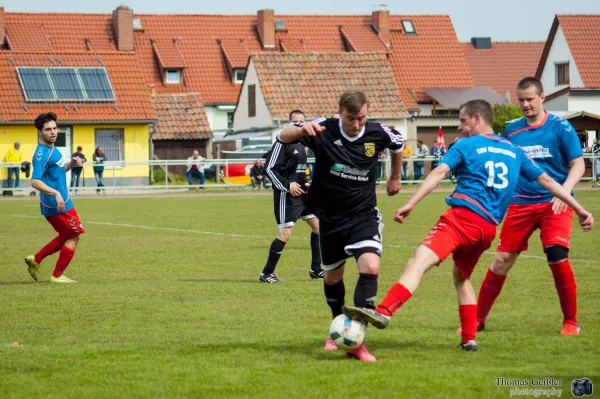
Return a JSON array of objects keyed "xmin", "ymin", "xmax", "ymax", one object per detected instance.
[
  {"xmin": 48, "ymin": 68, "xmax": 85, "ymax": 100},
  {"xmin": 17, "ymin": 68, "xmax": 54, "ymax": 101},
  {"xmin": 78, "ymin": 68, "xmax": 116, "ymax": 101}
]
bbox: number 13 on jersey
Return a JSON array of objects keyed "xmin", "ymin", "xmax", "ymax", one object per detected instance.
[{"xmin": 485, "ymin": 161, "xmax": 508, "ymax": 189}]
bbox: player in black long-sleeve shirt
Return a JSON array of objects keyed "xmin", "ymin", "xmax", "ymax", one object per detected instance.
[{"xmin": 259, "ymin": 110, "xmax": 323, "ymax": 283}]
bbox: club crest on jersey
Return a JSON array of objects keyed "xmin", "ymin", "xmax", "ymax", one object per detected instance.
[{"xmin": 364, "ymin": 143, "xmax": 376, "ymax": 157}]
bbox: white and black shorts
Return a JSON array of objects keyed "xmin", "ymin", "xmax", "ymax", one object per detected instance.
[
  {"xmin": 319, "ymin": 208, "xmax": 384, "ymax": 270},
  {"xmin": 274, "ymin": 190, "xmax": 316, "ymax": 229}
]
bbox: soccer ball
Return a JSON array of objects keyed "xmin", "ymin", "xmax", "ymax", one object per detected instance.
[{"xmin": 329, "ymin": 314, "xmax": 366, "ymax": 350}]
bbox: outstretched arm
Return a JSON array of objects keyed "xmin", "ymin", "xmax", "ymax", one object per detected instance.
[
  {"xmin": 278, "ymin": 122, "xmax": 325, "ymax": 143},
  {"xmin": 551, "ymin": 157, "xmax": 585, "ymax": 213}
]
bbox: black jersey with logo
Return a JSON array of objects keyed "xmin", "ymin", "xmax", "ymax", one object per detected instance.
[
  {"xmin": 284, "ymin": 118, "xmax": 404, "ymax": 222},
  {"xmin": 265, "ymin": 141, "xmax": 308, "ymax": 192}
]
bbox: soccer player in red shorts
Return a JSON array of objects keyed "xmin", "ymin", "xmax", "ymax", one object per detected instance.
[
  {"xmin": 343, "ymin": 100, "xmax": 593, "ymax": 352},
  {"xmin": 476, "ymin": 77, "xmax": 587, "ymax": 335},
  {"xmin": 24, "ymin": 112, "xmax": 85, "ymax": 283}
]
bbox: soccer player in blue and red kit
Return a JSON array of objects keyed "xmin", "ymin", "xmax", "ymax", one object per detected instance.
[
  {"xmin": 343, "ymin": 100, "xmax": 593, "ymax": 351},
  {"xmin": 476, "ymin": 77, "xmax": 587, "ymax": 336},
  {"xmin": 24, "ymin": 112, "xmax": 85, "ymax": 283}
]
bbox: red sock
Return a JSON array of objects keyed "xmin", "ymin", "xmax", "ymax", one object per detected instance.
[
  {"xmin": 35, "ymin": 236, "xmax": 67, "ymax": 264},
  {"xmin": 52, "ymin": 246, "xmax": 75, "ymax": 278},
  {"xmin": 549, "ymin": 259, "xmax": 577, "ymax": 324},
  {"xmin": 459, "ymin": 304, "xmax": 477, "ymax": 343},
  {"xmin": 376, "ymin": 283, "xmax": 412, "ymax": 317},
  {"xmin": 476, "ymin": 268, "xmax": 507, "ymax": 324}
]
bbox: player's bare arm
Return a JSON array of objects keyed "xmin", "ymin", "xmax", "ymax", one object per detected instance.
[
  {"xmin": 551, "ymin": 156, "xmax": 585, "ymax": 214},
  {"xmin": 395, "ymin": 164, "xmax": 450, "ymax": 223},
  {"xmin": 387, "ymin": 151, "xmax": 403, "ymax": 196},
  {"xmin": 279, "ymin": 122, "xmax": 325, "ymax": 143},
  {"xmin": 65, "ymin": 156, "xmax": 83, "ymax": 173},
  {"xmin": 536, "ymin": 172, "xmax": 593, "ymax": 231},
  {"xmin": 31, "ymin": 179, "xmax": 65, "ymax": 212}
]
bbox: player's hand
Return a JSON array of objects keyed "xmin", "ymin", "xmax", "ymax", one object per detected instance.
[
  {"xmin": 55, "ymin": 193, "xmax": 65, "ymax": 213},
  {"xmin": 289, "ymin": 182, "xmax": 305, "ymax": 197},
  {"xmin": 551, "ymin": 196, "xmax": 569, "ymax": 214},
  {"xmin": 394, "ymin": 204, "xmax": 414, "ymax": 223},
  {"xmin": 302, "ymin": 122, "xmax": 326, "ymax": 137},
  {"xmin": 387, "ymin": 177, "xmax": 401, "ymax": 196},
  {"xmin": 71, "ymin": 156, "xmax": 83, "ymax": 167},
  {"xmin": 577, "ymin": 210, "xmax": 594, "ymax": 232}
]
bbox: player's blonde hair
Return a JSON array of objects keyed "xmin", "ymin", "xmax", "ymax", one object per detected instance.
[{"xmin": 339, "ymin": 89, "xmax": 368, "ymax": 114}]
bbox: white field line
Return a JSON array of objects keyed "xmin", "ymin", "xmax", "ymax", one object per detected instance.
[{"xmin": 15, "ymin": 215, "xmax": 599, "ymax": 264}]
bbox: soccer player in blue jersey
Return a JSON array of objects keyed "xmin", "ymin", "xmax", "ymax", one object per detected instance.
[
  {"xmin": 477, "ymin": 77, "xmax": 587, "ymax": 336},
  {"xmin": 24, "ymin": 112, "xmax": 85, "ymax": 283},
  {"xmin": 343, "ymin": 100, "xmax": 593, "ymax": 351}
]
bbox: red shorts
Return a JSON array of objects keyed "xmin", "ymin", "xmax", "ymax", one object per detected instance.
[
  {"xmin": 46, "ymin": 208, "xmax": 85, "ymax": 239},
  {"xmin": 497, "ymin": 202, "xmax": 573, "ymax": 253},
  {"xmin": 422, "ymin": 207, "xmax": 497, "ymax": 279}
]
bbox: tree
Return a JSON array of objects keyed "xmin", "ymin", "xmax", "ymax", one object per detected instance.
[{"xmin": 493, "ymin": 104, "xmax": 523, "ymax": 135}]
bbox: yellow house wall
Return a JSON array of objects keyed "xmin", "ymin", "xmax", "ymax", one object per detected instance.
[{"xmin": 0, "ymin": 124, "xmax": 149, "ymax": 180}]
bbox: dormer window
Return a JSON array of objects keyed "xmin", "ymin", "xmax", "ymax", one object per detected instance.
[
  {"xmin": 165, "ymin": 70, "xmax": 181, "ymax": 84},
  {"xmin": 234, "ymin": 69, "xmax": 246, "ymax": 84},
  {"xmin": 275, "ymin": 19, "xmax": 287, "ymax": 31},
  {"xmin": 402, "ymin": 20, "xmax": 416, "ymax": 35},
  {"xmin": 133, "ymin": 18, "xmax": 142, "ymax": 29}
]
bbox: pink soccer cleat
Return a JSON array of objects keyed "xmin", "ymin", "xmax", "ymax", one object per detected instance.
[
  {"xmin": 347, "ymin": 343, "xmax": 376, "ymax": 362},
  {"xmin": 323, "ymin": 336, "xmax": 338, "ymax": 351}
]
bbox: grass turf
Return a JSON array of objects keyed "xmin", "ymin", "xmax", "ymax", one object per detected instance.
[{"xmin": 1, "ymin": 191, "xmax": 599, "ymax": 398}]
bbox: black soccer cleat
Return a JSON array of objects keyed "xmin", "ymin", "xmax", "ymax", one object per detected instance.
[
  {"xmin": 458, "ymin": 340, "xmax": 478, "ymax": 352},
  {"xmin": 259, "ymin": 273, "xmax": 281, "ymax": 284},
  {"xmin": 309, "ymin": 268, "xmax": 324, "ymax": 279}
]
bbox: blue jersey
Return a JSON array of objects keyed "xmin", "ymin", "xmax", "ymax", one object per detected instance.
[
  {"xmin": 505, "ymin": 112, "xmax": 582, "ymax": 204},
  {"xmin": 32, "ymin": 144, "xmax": 73, "ymax": 217},
  {"xmin": 440, "ymin": 133, "xmax": 542, "ymax": 225}
]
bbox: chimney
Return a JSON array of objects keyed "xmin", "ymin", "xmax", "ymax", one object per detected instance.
[
  {"xmin": 372, "ymin": 10, "xmax": 390, "ymax": 47},
  {"xmin": 257, "ymin": 9, "xmax": 275, "ymax": 49},
  {"xmin": 0, "ymin": 7, "xmax": 5, "ymax": 46},
  {"xmin": 112, "ymin": 5, "xmax": 134, "ymax": 51}
]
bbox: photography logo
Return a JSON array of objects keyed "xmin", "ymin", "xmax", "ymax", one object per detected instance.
[{"xmin": 571, "ymin": 378, "xmax": 593, "ymax": 397}]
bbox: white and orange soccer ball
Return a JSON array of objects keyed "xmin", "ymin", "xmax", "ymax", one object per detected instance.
[{"xmin": 329, "ymin": 314, "xmax": 366, "ymax": 350}]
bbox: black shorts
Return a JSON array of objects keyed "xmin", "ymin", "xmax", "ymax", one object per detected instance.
[
  {"xmin": 274, "ymin": 190, "xmax": 316, "ymax": 228},
  {"xmin": 319, "ymin": 208, "xmax": 384, "ymax": 270}
]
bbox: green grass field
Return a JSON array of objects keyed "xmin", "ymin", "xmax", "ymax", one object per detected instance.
[{"xmin": 1, "ymin": 191, "xmax": 599, "ymax": 398}]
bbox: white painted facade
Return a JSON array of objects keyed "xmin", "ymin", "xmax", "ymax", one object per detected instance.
[
  {"xmin": 539, "ymin": 25, "xmax": 584, "ymax": 96},
  {"xmin": 569, "ymin": 96, "xmax": 600, "ymax": 115},
  {"xmin": 232, "ymin": 60, "xmax": 273, "ymax": 132}
]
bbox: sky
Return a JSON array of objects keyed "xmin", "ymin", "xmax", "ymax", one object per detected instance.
[{"xmin": 2, "ymin": 0, "xmax": 599, "ymax": 41}]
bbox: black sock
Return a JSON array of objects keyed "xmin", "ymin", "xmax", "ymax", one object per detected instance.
[
  {"xmin": 310, "ymin": 232, "xmax": 321, "ymax": 271},
  {"xmin": 354, "ymin": 273, "xmax": 378, "ymax": 309},
  {"xmin": 262, "ymin": 238, "xmax": 286, "ymax": 275},
  {"xmin": 324, "ymin": 279, "xmax": 345, "ymax": 318}
]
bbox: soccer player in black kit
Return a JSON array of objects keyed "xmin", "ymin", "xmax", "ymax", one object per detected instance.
[
  {"xmin": 259, "ymin": 110, "xmax": 324, "ymax": 283},
  {"xmin": 278, "ymin": 90, "xmax": 404, "ymax": 361}
]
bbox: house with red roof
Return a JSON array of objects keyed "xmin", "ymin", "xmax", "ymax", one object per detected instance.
[
  {"xmin": 462, "ymin": 38, "xmax": 545, "ymax": 104},
  {"xmin": 536, "ymin": 15, "xmax": 600, "ymax": 116},
  {"xmin": 0, "ymin": 6, "xmax": 157, "ymax": 187}
]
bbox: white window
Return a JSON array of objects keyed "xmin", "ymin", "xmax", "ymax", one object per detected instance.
[
  {"xmin": 402, "ymin": 20, "xmax": 415, "ymax": 35},
  {"xmin": 234, "ymin": 69, "xmax": 246, "ymax": 84},
  {"xmin": 165, "ymin": 70, "xmax": 181, "ymax": 84},
  {"xmin": 555, "ymin": 62, "xmax": 569, "ymax": 85},
  {"xmin": 95, "ymin": 129, "xmax": 125, "ymax": 166},
  {"xmin": 133, "ymin": 18, "xmax": 142, "ymax": 29}
]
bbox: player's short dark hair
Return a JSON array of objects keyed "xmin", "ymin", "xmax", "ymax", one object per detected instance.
[
  {"xmin": 460, "ymin": 99, "xmax": 493, "ymax": 126},
  {"xmin": 339, "ymin": 89, "xmax": 368, "ymax": 114},
  {"xmin": 417, "ymin": 140, "xmax": 423, "ymax": 145},
  {"xmin": 288, "ymin": 109, "xmax": 305, "ymax": 121},
  {"xmin": 517, "ymin": 77, "xmax": 544, "ymax": 95},
  {"xmin": 34, "ymin": 112, "xmax": 57, "ymax": 131}
]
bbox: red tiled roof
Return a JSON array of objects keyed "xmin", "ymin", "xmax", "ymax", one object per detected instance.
[
  {"xmin": 462, "ymin": 41, "xmax": 545, "ymax": 103},
  {"xmin": 152, "ymin": 40, "xmax": 186, "ymax": 69},
  {"xmin": 2, "ymin": 12, "xmax": 473, "ymax": 111},
  {"xmin": 553, "ymin": 15, "xmax": 600, "ymax": 87},
  {"xmin": 251, "ymin": 52, "xmax": 406, "ymax": 119},
  {"xmin": 219, "ymin": 39, "xmax": 250, "ymax": 69},
  {"xmin": 0, "ymin": 52, "xmax": 157, "ymax": 122},
  {"xmin": 339, "ymin": 25, "xmax": 389, "ymax": 53},
  {"xmin": 150, "ymin": 93, "xmax": 212, "ymax": 140}
]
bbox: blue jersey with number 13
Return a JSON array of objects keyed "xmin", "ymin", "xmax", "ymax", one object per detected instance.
[{"xmin": 440, "ymin": 133, "xmax": 542, "ymax": 225}]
